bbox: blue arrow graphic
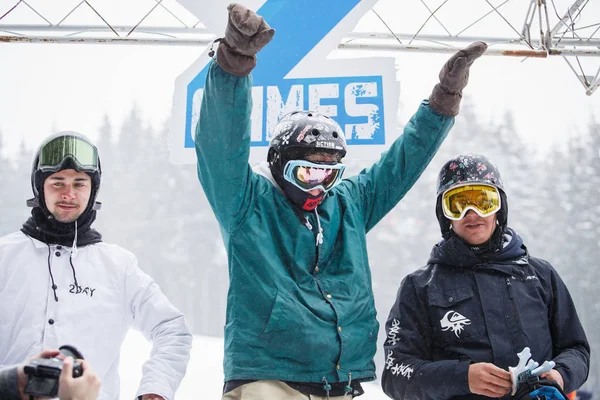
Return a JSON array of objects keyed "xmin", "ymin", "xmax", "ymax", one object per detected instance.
[
  {"xmin": 184, "ymin": 0, "xmax": 385, "ymax": 148},
  {"xmin": 251, "ymin": 0, "xmax": 360, "ymax": 83}
]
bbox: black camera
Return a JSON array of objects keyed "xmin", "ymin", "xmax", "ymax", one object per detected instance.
[{"xmin": 23, "ymin": 345, "xmax": 84, "ymax": 398}]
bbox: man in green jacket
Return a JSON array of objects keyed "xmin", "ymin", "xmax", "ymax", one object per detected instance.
[{"xmin": 195, "ymin": 4, "xmax": 487, "ymax": 399}]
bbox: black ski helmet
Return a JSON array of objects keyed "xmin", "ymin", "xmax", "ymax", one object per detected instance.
[
  {"xmin": 267, "ymin": 111, "xmax": 347, "ymax": 210},
  {"xmin": 28, "ymin": 131, "xmax": 102, "ymax": 214},
  {"xmin": 267, "ymin": 111, "xmax": 347, "ymax": 163},
  {"xmin": 435, "ymin": 153, "xmax": 508, "ymax": 238}
]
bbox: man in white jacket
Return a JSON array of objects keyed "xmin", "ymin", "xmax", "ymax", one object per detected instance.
[{"xmin": 0, "ymin": 131, "xmax": 193, "ymax": 400}]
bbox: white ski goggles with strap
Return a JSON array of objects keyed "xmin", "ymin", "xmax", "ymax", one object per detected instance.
[
  {"xmin": 442, "ymin": 184, "xmax": 501, "ymax": 220},
  {"xmin": 283, "ymin": 159, "xmax": 345, "ymax": 192}
]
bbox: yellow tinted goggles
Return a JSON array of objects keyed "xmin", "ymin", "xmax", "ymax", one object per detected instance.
[{"xmin": 442, "ymin": 184, "xmax": 501, "ymax": 220}]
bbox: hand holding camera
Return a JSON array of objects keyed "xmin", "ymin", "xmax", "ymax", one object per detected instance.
[
  {"xmin": 58, "ymin": 357, "xmax": 100, "ymax": 400},
  {"xmin": 18, "ymin": 345, "xmax": 101, "ymax": 400}
]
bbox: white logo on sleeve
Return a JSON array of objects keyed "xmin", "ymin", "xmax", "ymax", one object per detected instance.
[
  {"xmin": 386, "ymin": 318, "xmax": 401, "ymax": 346},
  {"xmin": 440, "ymin": 310, "xmax": 471, "ymax": 337},
  {"xmin": 385, "ymin": 351, "xmax": 414, "ymax": 379}
]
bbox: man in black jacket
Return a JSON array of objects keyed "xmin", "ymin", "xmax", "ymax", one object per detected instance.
[{"xmin": 382, "ymin": 153, "xmax": 590, "ymax": 400}]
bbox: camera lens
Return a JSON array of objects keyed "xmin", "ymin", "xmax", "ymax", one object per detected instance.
[{"xmin": 58, "ymin": 345, "xmax": 84, "ymax": 360}]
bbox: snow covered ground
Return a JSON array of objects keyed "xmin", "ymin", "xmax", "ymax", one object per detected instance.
[{"xmin": 119, "ymin": 329, "xmax": 390, "ymax": 399}]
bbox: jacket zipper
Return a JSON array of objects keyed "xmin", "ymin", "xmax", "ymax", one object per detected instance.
[
  {"xmin": 505, "ymin": 277, "xmax": 524, "ymax": 333},
  {"xmin": 304, "ymin": 214, "xmax": 320, "ymax": 272}
]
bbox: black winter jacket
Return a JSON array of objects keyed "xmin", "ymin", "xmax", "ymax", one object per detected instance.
[{"xmin": 381, "ymin": 228, "xmax": 590, "ymax": 400}]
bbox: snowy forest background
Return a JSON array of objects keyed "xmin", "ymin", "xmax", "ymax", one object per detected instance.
[{"xmin": 1, "ymin": 98, "xmax": 598, "ymax": 395}]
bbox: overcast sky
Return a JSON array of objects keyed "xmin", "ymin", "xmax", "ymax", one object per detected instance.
[{"xmin": 0, "ymin": 0, "xmax": 599, "ymax": 161}]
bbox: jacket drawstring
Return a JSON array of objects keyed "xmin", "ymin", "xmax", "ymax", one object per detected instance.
[
  {"xmin": 69, "ymin": 220, "xmax": 80, "ymax": 288},
  {"xmin": 320, "ymin": 373, "xmax": 352, "ymax": 399},
  {"xmin": 314, "ymin": 207, "xmax": 323, "ymax": 246},
  {"xmin": 71, "ymin": 220, "xmax": 78, "ymax": 259},
  {"xmin": 344, "ymin": 372, "xmax": 353, "ymax": 396},
  {"xmin": 46, "ymin": 220, "xmax": 81, "ymax": 302},
  {"xmin": 321, "ymin": 377, "xmax": 331, "ymax": 400},
  {"xmin": 304, "ymin": 209, "xmax": 323, "ymax": 247},
  {"xmin": 304, "ymin": 215, "xmax": 312, "ymax": 231},
  {"xmin": 69, "ymin": 255, "xmax": 79, "ymax": 289},
  {"xmin": 46, "ymin": 244, "xmax": 58, "ymax": 302}
]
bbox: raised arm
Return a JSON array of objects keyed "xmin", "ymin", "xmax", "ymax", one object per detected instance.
[
  {"xmin": 341, "ymin": 42, "xmax": 487, "ymax": 230},
  {"xmin": 194, "ymin": 4, "xmax": 274, "ymax": 232}
]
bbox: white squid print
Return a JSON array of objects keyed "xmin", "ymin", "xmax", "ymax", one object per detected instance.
[{"xmin": 440, "ymin": 310, "xmax": 471, "ymax": 338}]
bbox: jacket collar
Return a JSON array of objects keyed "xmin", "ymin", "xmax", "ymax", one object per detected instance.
[
  {"xmin": 25, "ymin": 233, "xmax": 69, "ymax": 249},
  {"xmin": 428, "ymin": 227, "xmax": 528, "ymax": 269}
]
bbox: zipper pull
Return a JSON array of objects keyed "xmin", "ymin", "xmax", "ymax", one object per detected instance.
[{"xmin": 506, "ymin": 277, "xmax": 514, "ymax": 299}]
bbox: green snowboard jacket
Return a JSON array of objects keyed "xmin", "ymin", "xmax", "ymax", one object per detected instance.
[{"xmin": 195, "ymin": 61, "xmax": 454, "ymax": 384}]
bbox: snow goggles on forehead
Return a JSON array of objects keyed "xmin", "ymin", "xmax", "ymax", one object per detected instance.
[
  {"xmin": 38, "ymin": 136, "xmax": 99, "ymax": 173},
  {"xmin": 283, "ymin": 159, "xmax": 345, "ymax": 192},
  {"xmin": 442, "ymin": 184, "xmax": 501, "ymax": 220}
]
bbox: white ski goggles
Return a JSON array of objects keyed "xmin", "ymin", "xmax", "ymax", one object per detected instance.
[
  {"xmin": 442, "ymin": 184, "xmax": 501, "ymax": 220},
  {"xmin": 283, "ymin": 159, "xmax": 345, "ymax": 192}
]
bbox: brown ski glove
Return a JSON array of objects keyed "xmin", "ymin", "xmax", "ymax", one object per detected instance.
[
  {"xmin": 429, "ymin": 41, "xmax": 487, "ymax": 117},
  {"xmin": 215, "ymin": 3, "xmax": 275, "ymax": 76}
]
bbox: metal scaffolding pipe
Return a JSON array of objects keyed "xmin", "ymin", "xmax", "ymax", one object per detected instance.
[
  {"xmin": 337, "ymin": 42, "xmax": 600, "ymax": 57},
  {"xmin": 0, "ymin": 35, "xmax": 213, "ymax": 46},
  {"xmin": 0, "ymin": 24, "xmax": 212, "ymax": 35}
]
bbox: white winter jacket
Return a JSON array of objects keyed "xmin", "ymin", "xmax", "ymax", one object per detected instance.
[{"xmin": 0, "ymin": 231, "xmax": 193, "ymax": 400}]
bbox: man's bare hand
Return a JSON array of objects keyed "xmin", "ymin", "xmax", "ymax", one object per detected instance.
[
  {"xmin": 57, "ymin": 357, "xmax": 101, "ymax": 400},
  {"xmin": 468, "ymin": 362, "xmax": 512, "ymax": 397},
  {"xmin": 540, "ymin": 369, "xmax": 564, "ymax": 389},
  {"xmin": 17, "ymin": 349, "xmax": 61, "ymax": 400}
]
